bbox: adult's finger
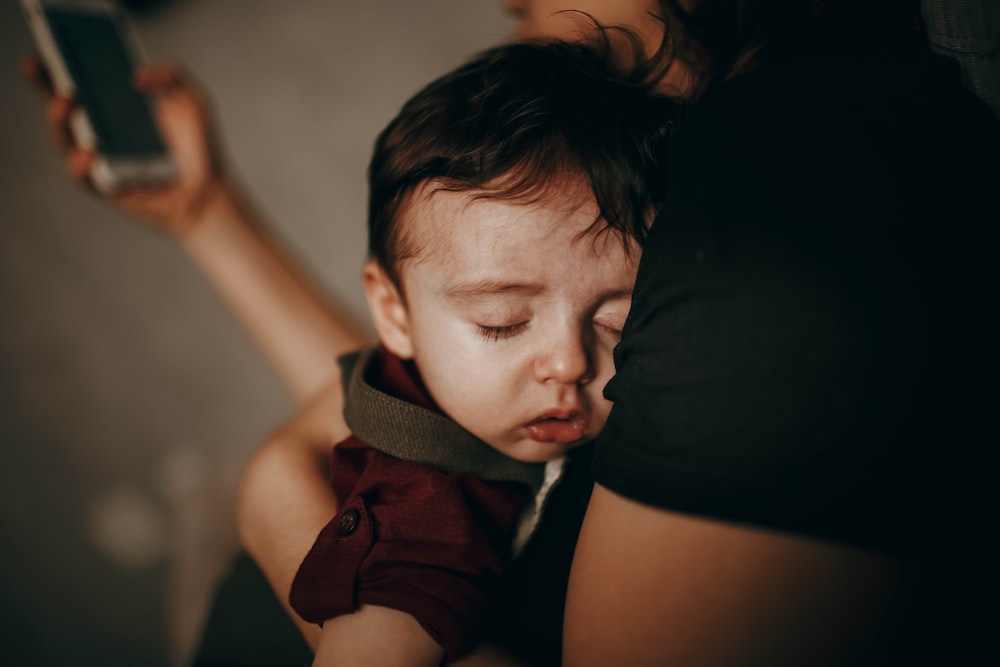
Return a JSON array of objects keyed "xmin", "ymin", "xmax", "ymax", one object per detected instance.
[
  {"xmin": 114, "ymin": 189, "xmax": 178, "ymax": 230},
  {"xmin": 21, "ymin": 53, "xmax": 54, "ymax": 97},
  {"xmin": 66, "ymin": 147, "xmax": 95, "ymax": 187},
  {"xmin": 134, "ymin": 63, "xmax": 211, "ymax": 114},
  {"xmin": 133, "ymin": 63, "xmax": 186, "ymax": 92},
  {"xmin": 45, "ymin": 95, "xmax": 76, "ymax": 151}
]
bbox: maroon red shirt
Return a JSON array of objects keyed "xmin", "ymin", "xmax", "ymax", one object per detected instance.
[{"xmin": 289, "ymin": 348, "xmax": 544, "ymax": 659}]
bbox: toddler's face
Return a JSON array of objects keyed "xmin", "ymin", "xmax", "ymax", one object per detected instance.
[{"xmin": 371, "ymin": 178, "xmax": 638, "ymax": 462}]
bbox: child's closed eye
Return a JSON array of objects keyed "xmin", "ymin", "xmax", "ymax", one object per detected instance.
[
  {"xmin": 593, "ymin": 313, "xmax": 627, "ymax": 344},
  {"xmin": 596, "ymin": 321, "xmax": 623, "ymax": 336},
  {"xmin": 478, "ymin": 322, "xmax": 528, "ymax": 342}
]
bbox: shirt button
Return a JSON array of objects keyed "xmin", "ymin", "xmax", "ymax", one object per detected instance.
[{"xmin": 336, "ymin": 508, "xmax": 360, "ymax": 537}]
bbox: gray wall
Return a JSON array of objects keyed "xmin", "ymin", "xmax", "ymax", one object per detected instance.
[{"xmin": 0, "ymin": 1, "xmax": 512, "ymax": 664}]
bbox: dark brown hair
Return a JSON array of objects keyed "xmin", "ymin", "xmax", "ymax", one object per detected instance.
[
  {"xmin": 648, "ymin": 0, "xmax": 927, "ymax": 97},
  {"xmin": 367, "ymin": 40, "xmax": 677, "ymax": 286}
]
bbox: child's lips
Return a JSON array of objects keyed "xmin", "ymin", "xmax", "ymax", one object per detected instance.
[{"xmin": 525, "ymin": 410, "xmax": 586, "ymax": 444}]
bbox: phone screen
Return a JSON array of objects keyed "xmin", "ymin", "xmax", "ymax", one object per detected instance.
[{"xmin": 45, "ymin": 7, "xmax": 166, "ymax": 157}]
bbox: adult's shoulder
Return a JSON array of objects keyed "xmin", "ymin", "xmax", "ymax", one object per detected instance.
[
  {"xmin": 673, "ymin": 51, "xmax": 997, "ymax": 183},
  {"xmin": 653, "ymin": 49, "xmax": 999, "ymax": 280},
  {"xmin": 684, "ymin": 50, "xmax": 993, "ymax": 133}
]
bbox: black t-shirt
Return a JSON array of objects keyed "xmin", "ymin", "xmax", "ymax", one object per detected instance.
[{"xmin": 595, "ymin": 51, "xmax": 998, "ymax": 662}]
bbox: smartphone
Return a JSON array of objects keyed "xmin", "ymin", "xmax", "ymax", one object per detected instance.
[{"xmin": 22, "ymin": 0, "xmax": 177, "ymax": 193}]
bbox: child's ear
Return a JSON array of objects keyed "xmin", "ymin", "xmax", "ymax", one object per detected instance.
[{"xmin": 362, "ymin": 260, "xmax": 414, "ymax": 359}]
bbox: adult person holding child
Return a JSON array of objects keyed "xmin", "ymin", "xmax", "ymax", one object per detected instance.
[
  {"xmin": 27, "ymin": 0, "xmax": 998, "ymax": 665},
  {"xmin": 242, "ymin": 3, "xmax": 998, "ymax": 665}
]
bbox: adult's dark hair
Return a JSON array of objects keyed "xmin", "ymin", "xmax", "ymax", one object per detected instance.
[
  {"xmin": 643, "ymin": 0, "xmax": 927, "ymax": 96},
  {"xmin": 367, "ymin": 40, "xmax": 677, "ymax": 287}
]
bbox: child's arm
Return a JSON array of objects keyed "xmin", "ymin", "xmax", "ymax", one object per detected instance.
[
  {"xmin": 237, "ymin": 374, "xmax": 350, "ymax": 649},
  {"xmin": 239, "ymin": 380, "xmax": 531, "ymax": 666},
  {"xmin": 313, "ymin": 606, "xmax": 532, "ymax": 667},
  {"xmin": 23, "ymin": 57, "xmax": 372, "ymax": 400}
]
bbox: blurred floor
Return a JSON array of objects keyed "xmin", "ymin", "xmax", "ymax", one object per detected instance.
[{"xmin": 0, "ymin": 1, "xmax": 511, "ymax": 664}]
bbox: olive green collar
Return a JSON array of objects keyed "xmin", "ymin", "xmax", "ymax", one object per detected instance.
[{"xmin": 339, "ymin": 348, "xmax": 547, "ymax": 491}]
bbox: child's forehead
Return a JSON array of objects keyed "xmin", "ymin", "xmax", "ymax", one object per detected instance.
[
  {"xmin": 402, "ymin": 174, "xmax": 598, "ymax": 236},
  {"xmin": 395, "ymin": 176, "xmax": 636, "ymax": 284}
]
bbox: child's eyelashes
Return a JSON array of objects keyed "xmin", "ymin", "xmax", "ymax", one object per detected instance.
[
  {"xmin": 596, "ymin": 321, "xmax": 624, "ymax": 337},
  {"xmin": 594, "ymin": 310, "xmax": 626, "ymax": 333},
  {"xmin": 478, "ymin": 322, "xmax": 528, "ymax": 342},
  {"xmin": 593, "ymin": 321, "xmax": 624, "ymax": 346}
]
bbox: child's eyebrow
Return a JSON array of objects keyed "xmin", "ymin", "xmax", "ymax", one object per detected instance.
[
  {"xmin": 444, "ymin": 280, "xmax": 633, "ymax": 302},
  {"xmin": 444, "ymin": 280, "xmax": 545, "ymax": 301}
]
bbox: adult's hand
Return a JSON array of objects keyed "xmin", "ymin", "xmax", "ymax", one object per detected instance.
[
  {"xmin": 25, "ymin": 53, "xmax": 372, "ymax": 399},
  {"xmin": 23, "ymin": 55, "xmax": 225, "ymax": 237}
]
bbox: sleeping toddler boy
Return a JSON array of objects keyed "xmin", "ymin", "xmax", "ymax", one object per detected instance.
[{"xmin": 288, "ymin": 39, "xmax": 674, "ymax": 665}]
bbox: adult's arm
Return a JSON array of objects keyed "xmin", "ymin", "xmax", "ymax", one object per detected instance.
[
  {"xmin": 178, "ymin": 183, "xmax": 371, "ymax": 399},
  {"xmin": 23, "ymin": 56, "xmax": 372, "ymax": 400},
  {"xmin": 563, "ymin": 485, "xmax": 902, "ymax": 667}
]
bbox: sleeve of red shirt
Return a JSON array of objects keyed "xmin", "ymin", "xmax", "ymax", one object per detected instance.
[{"xmin": 289, "ymin": 438, "xmax": 531, "ymax": 660}]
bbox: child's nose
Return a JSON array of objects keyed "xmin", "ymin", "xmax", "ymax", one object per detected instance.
[{"xmin": 534, "ymin": 327, "xmax": 593, "ymax": 386}]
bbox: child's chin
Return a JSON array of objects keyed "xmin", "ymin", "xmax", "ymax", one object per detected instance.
[{"xmin": 504, "ymin": 437, "xmax": 589, "ymax": 463}]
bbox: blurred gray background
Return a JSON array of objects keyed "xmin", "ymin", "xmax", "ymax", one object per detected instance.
[{"xmin": 0, "ymin": 1, "xmax": 512, "ymax": 664}]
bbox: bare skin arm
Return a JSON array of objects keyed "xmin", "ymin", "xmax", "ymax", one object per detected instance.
[
  {"xmin": 236, "ymin": 375, "xmax": 348, "ymax": 648},
  {"xmin": 564, "ymin": 484, "xmax": 903, "ymax": 667},
  {"xmin": 312, "ymin": 605, "xmax": 445, "ymax": 667},
  {"xmin": 23, "ymin": 56, "xmax": 372, "ymax": 400},
  {"xmin": 312, "ymin": 603, "xmax": 528, "ymax": 667},
  {"xmin": 178, "ymin": 183, "xmax": 372, "ymax": 399}
]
